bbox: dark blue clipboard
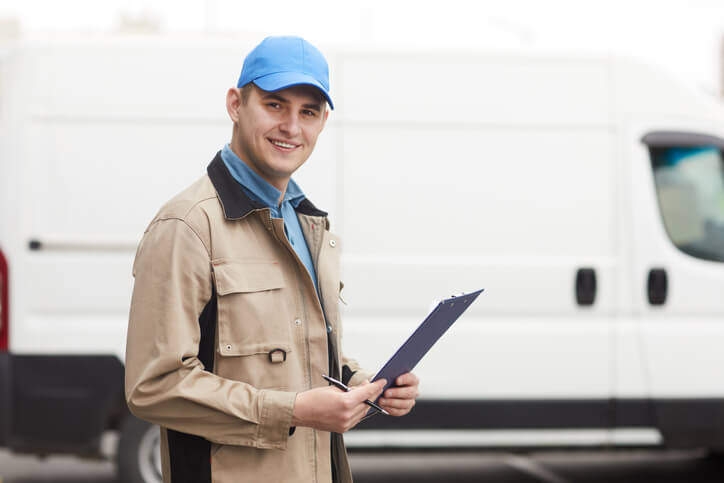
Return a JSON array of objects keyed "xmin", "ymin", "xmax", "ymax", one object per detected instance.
[{"xmin": 369, "ymin": 288, "xmax": 485, "ymax": 406}]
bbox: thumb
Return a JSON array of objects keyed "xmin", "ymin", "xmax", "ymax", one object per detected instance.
[{"xmin": 356, "ymin": 379, "xmax": 386, "ymax": 401}]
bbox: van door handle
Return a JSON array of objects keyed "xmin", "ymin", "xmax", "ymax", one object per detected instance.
[
  {"xmin": 647, "ymin": 268, "xmax": 668, "ymax": 305},
  {"xmin": 575, "ymin": 268, "xmax": 596, "ymax": 306}
]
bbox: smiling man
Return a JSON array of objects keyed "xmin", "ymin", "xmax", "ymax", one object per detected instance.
[{"xmin": 125, "ymin": 36, "xmax": 419, "ymax": 483}]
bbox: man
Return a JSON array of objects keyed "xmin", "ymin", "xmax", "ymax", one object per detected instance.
[{"xmin": 125, "ymin": 36, "xmax": 419, "ymax": 483}]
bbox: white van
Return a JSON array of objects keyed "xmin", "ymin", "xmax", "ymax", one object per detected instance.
[{"xmin": 1, "ymin": 39, "xmax": 723, "ymax": 482}]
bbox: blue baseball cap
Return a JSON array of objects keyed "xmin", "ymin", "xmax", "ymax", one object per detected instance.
[{"xmin": 237, "ymin": 36, "xmax": 334, "ymax": 110}]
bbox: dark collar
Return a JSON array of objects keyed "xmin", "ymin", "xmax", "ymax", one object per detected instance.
[{"xmin": 207, "ymin": 151, "xmax": 328, "ymax": 220}]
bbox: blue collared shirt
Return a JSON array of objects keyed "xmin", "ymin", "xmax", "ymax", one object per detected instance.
[{"xmin": 220, "ymin": 144, "xmax": 319, "ymax": 292}]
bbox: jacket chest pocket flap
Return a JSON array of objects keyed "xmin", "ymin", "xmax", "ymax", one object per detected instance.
[{"xmin": 213, "ymin": 260, "xmax": 292, "ymax": 358}]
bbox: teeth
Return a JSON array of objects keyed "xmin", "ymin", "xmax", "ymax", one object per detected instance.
[{"xmin": 271, "ymin": 140, "xmax": 297, "ymax": 149}]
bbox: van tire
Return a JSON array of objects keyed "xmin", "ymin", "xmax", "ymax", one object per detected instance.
[{"xmin": 117, "ymin": 415, "xmax": 163, "ymax": 483}]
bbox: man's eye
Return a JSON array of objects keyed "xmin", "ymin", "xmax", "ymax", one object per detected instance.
[
  {"xmin": 267, "ymin": 102, "xmax": 281, "ymax": 109},
  {"xmin": 302, "ymin": 110, "xmax": 317, "ymax": 117}
]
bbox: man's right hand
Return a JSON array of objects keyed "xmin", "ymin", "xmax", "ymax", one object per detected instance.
[{"xmin": 291, "ymin": 379, "xmax": 387, "ymax": 433}]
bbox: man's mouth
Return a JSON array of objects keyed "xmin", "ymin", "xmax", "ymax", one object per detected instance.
[{"xmin": 268, "ymin": 138, "xmax": 300, "ymax": 150}]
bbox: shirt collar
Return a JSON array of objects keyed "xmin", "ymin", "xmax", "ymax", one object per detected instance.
[
  {"xmin": 207, "ymin": 152, "xmax": 328, "ymax": 220},
  {"xmin": 221, "ymin": 144, "xmax": 306, "ymax": 208}
]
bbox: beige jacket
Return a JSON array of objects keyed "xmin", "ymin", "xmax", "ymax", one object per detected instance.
[{"xmin": 125, "ymin": 153, "xmax": 371, "ymax": 483}]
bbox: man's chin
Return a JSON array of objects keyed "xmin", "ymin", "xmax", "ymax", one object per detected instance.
[{"xmin": 267, "ymin": 158, "xmax": 306, "ymax": 176}]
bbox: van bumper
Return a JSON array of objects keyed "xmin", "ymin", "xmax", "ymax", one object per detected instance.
[
  {"xmin": 2, "ymin": 353, "xmax": 125, "ymax": 455},
  {"xmin": 0, "ymin": 352, "xmax": 10, "ymax": 446}
]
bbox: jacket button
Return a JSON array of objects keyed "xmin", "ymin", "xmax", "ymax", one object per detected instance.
[
  {"xmin": 294, "ymin": 319, "xmax": 302, "ymax": 326},
  {"xmin": 326, "ymin": 324, "xmax": 332, "ymax": 333},
  {"xmin": 226, "ymin": 345, "xmax": 232, "ymax": 351},
  {"xmin": 329, "ymin": 239, "xmax": 336, "ymax": 247}
]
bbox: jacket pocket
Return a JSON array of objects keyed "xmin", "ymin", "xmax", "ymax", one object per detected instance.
[{"xmin": 212, "ymin": 259, "xmax": 294, "ymax": 388}]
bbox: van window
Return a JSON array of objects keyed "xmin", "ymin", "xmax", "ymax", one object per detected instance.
[{"xmin": 650, "ymin": 145, "xmax": 724, "ymax": 262}]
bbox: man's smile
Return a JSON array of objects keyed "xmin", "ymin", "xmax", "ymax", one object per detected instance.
[{"xmin": 268, "ymin": 138, "xmax": 300, "ymax": 151}]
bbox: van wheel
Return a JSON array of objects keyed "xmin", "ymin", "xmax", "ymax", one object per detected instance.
[{"xmin": 117, "ymin": 415, "xmax": 163, "ymax": 483}]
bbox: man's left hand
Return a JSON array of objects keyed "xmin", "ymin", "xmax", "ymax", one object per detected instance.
[{"xmin": 378, "ymin": 372, "xmax": 420, "ymax": 417}]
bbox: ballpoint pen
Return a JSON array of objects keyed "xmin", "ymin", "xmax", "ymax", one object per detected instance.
[{"xmin": 322, "ymin": 374, "xmax": 390, "ymax": 415}]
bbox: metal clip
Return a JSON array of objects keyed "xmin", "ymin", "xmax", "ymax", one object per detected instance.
[{"xmin": 268, "ymin": 348, "xmax": 287, "ymax": 363}]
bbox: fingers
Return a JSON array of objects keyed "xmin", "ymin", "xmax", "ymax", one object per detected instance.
[
  {"xmin": 378, "ymin": 398, "xmax": 415, "ymax": 417},
  {"xmin": 294, "ymin": 378, "xmax": 403, "ymax": 433},
  {"xmin": 395, "ymin": 372, "xmax": 420, "ymax": 387},
  {"xmin": 384, "ymin": 373, "xmax": 420, "ymax": 400},
  {"xmin": 351, "ymin": 401, "xmax": 374, "ymax": 424},
  {"xmin": 378, "ymin": 392, "xmax": 416, "ymax": 417},
  {"xmin": 376, "ymin": 372, "xmax": 420, "ymax": 417},
  {"xmin": 338, "ymin": 382, "xmax": 385, "ymax": 431},
  {"xmin": 335, "ymin": 375, "xmax": 420, "ymax": 424},
  {"xmin": 378, "ymin": 393, "xmax": 415, "ymax": 408},
  {"xmin": 380, "ymin": 386, "xmax": 417, "ymax": 406},
  {"xmin": 351, "ymin": 378, "xmax": 386, "ymax": 402},
  {"xmin": 334, "ymin": 380, "xmax": 385, "ymax": 430},
  {"xmin": 383, "ymin": 384, "xmax": 418, "ymax": 400}
]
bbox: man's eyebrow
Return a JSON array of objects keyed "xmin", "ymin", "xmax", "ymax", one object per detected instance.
[
  {"xmin": 302, "ymin": 102, "xmax": 323, "ymax": 112},
  {"xmin": 261, "ymin": 93, "xmax": 289, "ymax": 104}
]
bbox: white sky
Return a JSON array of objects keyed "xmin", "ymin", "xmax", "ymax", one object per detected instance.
[{"xmin": 1, "ymin": 0, "xmax": 723, "ymax": 96}]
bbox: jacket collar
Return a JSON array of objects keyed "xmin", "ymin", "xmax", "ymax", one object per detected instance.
[{"xmin": 207, "ymin": 151, "xmax": 328, "ymax": 220}]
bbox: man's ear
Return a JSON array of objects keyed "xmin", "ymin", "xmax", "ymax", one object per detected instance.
[{"xmin": 226, "ymin": 87, "xmax": 241, "ymax": 123}]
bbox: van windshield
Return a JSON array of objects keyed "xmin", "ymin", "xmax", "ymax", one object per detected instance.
[{"xmin": 650, "ymin": 145, "xmax": 724, "ymax": 262}]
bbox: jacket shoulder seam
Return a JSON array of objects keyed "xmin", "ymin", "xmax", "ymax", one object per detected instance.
[
  {"xmin": 180, "ymin": 194, "xmax": 217, "ymax": 218},
  {"xmin": 149, "ymin": 216, "xmax": 212, "ymax": 258}
]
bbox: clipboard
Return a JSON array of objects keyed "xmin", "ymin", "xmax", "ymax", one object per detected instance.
[{"xmin": 369, "ymin": 288, "xmax": 485, "ymax": 404}]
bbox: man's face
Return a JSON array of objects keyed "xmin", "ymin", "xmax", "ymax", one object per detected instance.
[{"xmin": 227, "ymin": 83, "xmax": 328, "ymax": 191}]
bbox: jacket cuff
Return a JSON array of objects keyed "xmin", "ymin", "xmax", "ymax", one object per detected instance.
[{"xmin": 256, "ymin": 390, "xmax": 296, "ymax": 449}]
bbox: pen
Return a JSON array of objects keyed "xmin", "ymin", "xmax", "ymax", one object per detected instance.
[{"xmin": 321, "ymin": 374, "xmax": 390, "ymax": 416}]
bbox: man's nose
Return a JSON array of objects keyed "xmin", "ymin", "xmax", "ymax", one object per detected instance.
[{"xmin": 278, "ymin": 112, "xmax": 301, "ymax": 137}]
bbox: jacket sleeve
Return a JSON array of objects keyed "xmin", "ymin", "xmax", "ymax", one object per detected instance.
[
  {"xmin": 340, "ymin": 355, "xmax": 374, "ymax": 387},
  {"xmin": 125, "ymin": 217, "xmax": 296, "ymax": 450}
]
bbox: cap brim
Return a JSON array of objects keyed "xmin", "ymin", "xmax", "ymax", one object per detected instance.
[{"xmin": 253, "ymin": 72, "xmax": 334, "ymax": 110}]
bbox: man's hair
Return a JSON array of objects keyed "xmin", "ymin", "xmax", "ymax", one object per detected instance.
[{"xmin": 240, "ymin": 83, "xmax": 253, "ymax": 105}]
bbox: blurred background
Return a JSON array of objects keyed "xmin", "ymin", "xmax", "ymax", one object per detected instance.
[
  {"xmin": 1, "ymin": 0, "xmax": 723, "ymax": 95},
  {"xmin": 1, "ymin": 1, "xmax": 724, "ymax": 482}
]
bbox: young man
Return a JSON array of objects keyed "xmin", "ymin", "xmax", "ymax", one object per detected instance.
[{"xmin": 125, "ymin": 36, "xmax": 419, "ymax": 483}]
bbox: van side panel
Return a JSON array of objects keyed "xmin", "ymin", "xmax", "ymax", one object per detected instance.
[
  {"xmin": 10, "ymin": 44, "xmax": 239, "ymax": 359},
  {"xmin": 338, "ymin": 55, "xmax": 618, "ymax": 413}
]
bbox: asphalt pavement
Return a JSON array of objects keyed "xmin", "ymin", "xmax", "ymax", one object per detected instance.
[{"xmin": 1, "ymin": 448, "xmax": 724, "ymax": 482}]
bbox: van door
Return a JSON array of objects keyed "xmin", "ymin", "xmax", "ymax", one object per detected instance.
[{"xmin": 630, "ymin": 129, "xmax": 724, "ymax": 448}]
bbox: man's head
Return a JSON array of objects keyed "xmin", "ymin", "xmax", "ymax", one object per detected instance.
[{"xmin": 227, "ymin": 36, "xmax": 332, "ymax": 192}]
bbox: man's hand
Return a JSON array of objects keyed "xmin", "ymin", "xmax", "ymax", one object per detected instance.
[
  {"xmin": 292, "ymin": 379, "xmax": 386, "ymax": 433},
  {"xmin": 378, "ymin": 372, "xmax": 419, "ymax": 417}
]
